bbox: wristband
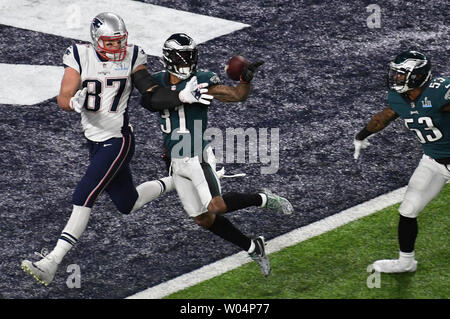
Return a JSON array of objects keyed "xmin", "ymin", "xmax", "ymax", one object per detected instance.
[{"xmin": 355, "ymin": 127, "xmax": 373, "ymax": 140}]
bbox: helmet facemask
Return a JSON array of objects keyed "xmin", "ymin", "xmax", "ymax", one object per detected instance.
[
  {"xmin": 162, "ymin": 33, "xmax": 198, "ymax": 80},
  {"xmin": 96, "ymin": 33, "xmax": 128, "ymax": 61},
  {"xmin": 163, "ymin": 49, "xmax": 198, "ymax": 80},
  {"xmin": 387, "ymin": 52, "xmax": 431, "ymax": 93}
]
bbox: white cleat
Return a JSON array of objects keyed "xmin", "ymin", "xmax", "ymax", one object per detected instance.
[
  {"xmin": 372, "ymin": 258, "xmax": 417, "ymax": 273},
  {"xmin": 249, "ymin": 236, "xmax": 271, "ymax": 277},
  {"xmin": 21, "ymin": 251, "xmax": 59, "ymax": 286}
]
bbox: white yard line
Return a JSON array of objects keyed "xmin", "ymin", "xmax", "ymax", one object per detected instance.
[{"xmin": 126, "ymin": 187, "xmax": 406, "ymax": 299}]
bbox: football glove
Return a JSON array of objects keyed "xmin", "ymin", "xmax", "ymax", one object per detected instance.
[
  {"xmin": 241, "ymin": 61, "xmax": 264, "ymax": 83},
  {"xmin": 178, "ymin": 76, "xmax": 214, "ymax": 105},
  {"xmin": 353, "ymin": 137, "xmax": 371, "ymax": 160},
  {"xmin": 69, "ymin": 87, "xmax": 87, "ymax": 113}
]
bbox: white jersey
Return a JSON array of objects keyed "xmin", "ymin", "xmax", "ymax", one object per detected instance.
[{"xmin": 63, "ymin": 43, "xmax": 147, "ymax": 142}]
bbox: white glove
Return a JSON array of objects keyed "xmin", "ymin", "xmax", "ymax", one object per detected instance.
[
  {"xmin": 69, "ymin": 87, "xmax": 87, "ymax": 113},
  {"xmin": 353, "ymin": 137, "xmax": 371, "ymax": 159},
  {"xmin": 178, "ymin": 76, "xmax": 214, "ymax": 105}
]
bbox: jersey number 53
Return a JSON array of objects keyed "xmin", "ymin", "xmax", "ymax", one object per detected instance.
[{"xmin": 404, "ymin": 117, "xmax": 443, "ymax": 143}]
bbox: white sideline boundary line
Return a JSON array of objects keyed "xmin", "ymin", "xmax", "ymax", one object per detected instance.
[{"xmin": 126, "ymin": 187, "xmax": 407, "ymax": 299}]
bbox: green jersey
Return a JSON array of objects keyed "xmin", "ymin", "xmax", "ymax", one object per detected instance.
[
  {"xmin": 152, "ymin": 70, "xmax": 220, "ymax": 158},
  {"xmin": 388, "ymin": 76, "xmax": 450, "ymax": 159}
]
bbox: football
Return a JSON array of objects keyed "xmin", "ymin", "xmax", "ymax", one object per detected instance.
[{"xmin": 225, "ymin": 55, "xmax": 249, "ymax": 81}]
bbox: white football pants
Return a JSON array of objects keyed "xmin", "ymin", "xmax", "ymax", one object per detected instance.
[{"xmin": 399, "ymin": 154, "xmax": 450, "ymax": 218}]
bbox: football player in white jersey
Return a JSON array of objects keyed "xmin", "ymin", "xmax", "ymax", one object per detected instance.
[{"xmin": 21, "ymin": 12, "xmax": 212, "ymax": 286}]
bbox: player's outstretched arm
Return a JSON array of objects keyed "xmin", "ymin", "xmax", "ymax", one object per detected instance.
[
  {"xmin": 358, "ymin": 105, "xmax": 399, "ymax": 136},
  {"xmin": 209, "ymin": 60, "xmax": 264, "ymax": 102},
  {"xmin": 353, "ymin": 105, "xmax": 398, "ymax": 159},
  {"xmin": 207, "ymin": 83, "xmax": 250, "ymax": 102},
  {"xmin": 57, "ymin": 67, "xmax": 82, "ymax": 112}
]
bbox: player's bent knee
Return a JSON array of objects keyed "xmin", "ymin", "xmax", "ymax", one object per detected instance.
[
  {"xmin": 207, "ymin": 197, "xmax": 227, "ymax": 214},
  {"xmin": 115, "ymin": 202, "xmax": 135, "ymax": 215},
  {"xmin": 398, "ymin": 200, "xmax": 420, "ymax": 218}
]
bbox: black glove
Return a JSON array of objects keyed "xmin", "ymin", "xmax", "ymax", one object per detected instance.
[{"xmin": 240, "ymin": 61, "xmax": 264, "ymax": 83}]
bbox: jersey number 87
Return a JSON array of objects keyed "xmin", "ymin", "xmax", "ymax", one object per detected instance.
[{"xmin": 83, "ymin": 78, "xmax": 127, "ymax": 112}]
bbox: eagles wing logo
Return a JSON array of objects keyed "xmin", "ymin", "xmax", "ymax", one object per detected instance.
[{"xmin": 210, "ymin": 73, "xmax": 220, "ymax": 85}]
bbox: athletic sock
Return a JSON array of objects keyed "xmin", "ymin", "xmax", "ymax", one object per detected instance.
[
  {"xmin": 158, "ymin": 176, "xmax": 175, "ymax": 193},
  {"xmin": 130, "ymin": 177, "xmax": 174, "ymax": 213},
  {"xmin": 207, "ymin": 215, "xmax": 251, "ymax": 251},
  {"xmin": 399, "ymin": 250, "xmax": 415, "ymax": 262},
  {"xmin": 48, "ymin": 205, "xmax": 91, "ymax": 264},
  {"xmin": 398, "ymin": 214, "xmax": 418, "ymax": 253},
  {"xmin": 222, "ymin": 192, "xmax": 264, "ymax": 213}
]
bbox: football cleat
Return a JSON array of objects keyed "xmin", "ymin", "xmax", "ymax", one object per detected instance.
[
  {"xmin": 262, "ymin": 189, "xmax": 294, "ymax": 215},
  {"xmin": 21, "ymin": 250, "xmax": 59, "ymax": 286},
  {"xmin": 372, "ymin": 258, "xmax": 417, "ymax": 273},
  {"xmin": 249, "ymin": 236, "xmax": 271, "ymax": 277}
]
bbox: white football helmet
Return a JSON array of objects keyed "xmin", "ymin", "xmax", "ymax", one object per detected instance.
[{"xmin": 90, "ymin": 12, "xmax": 128, "ymax": 61}]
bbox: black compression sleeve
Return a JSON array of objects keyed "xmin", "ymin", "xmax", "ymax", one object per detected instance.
[
  {"xmin": 222, "ymin": 192, "xmax": 262, "ymax": 213},
  {"xmin": 140, "ymin": 88, "xmax": 182, "ymax": 112},
  {"xmin": 131, "ymin": 69, "xmax": 159, "ymax": 94}
]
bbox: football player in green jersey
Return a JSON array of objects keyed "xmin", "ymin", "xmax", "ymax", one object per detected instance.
[
  {"xmin": 141, "ymin": 33, "xmax": 293, "ymax": 277},
  {"xmin": 354, "ymin": 50, "xmax": 450, "ymax": 273}
]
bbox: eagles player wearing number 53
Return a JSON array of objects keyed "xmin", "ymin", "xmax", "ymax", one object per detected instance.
[
  {"xmin": 141, "ymin": 33, "xmax": 293, "ymax": 277},
  {"xmin": 354, "ymin": 50, "xmax": 450, "ymax": 273},
  {"xmin": 21, "ymin": 13, "xmax": 212, "ymax": 286}
]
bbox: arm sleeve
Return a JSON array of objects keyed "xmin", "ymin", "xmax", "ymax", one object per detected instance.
[
  {"xmin": 131, "ymin": 69, "xmax": 182, "ymax": 111},
  {"xmin": 141, "ymin": 87, "xmax": 182, "ymax": 112}
]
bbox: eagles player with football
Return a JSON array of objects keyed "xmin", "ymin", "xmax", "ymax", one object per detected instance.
[
  {"xmin": 354, "ymin": 50, "xmax": 450, "ymax": 273},
  {"xmin": 141, "ymin": 33, "xmax": 293, "ymax": 277},
  {"xmin": 21, "ymin": 13, "xmax": 213, "ymax": 286}
]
